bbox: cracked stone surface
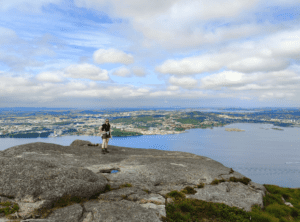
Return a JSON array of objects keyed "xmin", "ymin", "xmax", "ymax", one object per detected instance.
[{"xmin": 0, "ymin": 139, "xmax": 267, "ymax": 222}]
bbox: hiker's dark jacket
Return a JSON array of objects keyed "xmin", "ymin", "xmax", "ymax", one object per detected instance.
[{"xmin": 101, "ymin": 123, "xmax": 111, "ymax": 138}]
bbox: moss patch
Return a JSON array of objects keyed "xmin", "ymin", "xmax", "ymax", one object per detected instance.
[
  {"xmin": 119, "ymin": 183, "xmax": 133, "ymax": 188},
  {"xmin": 0, "ymin": 201, "xmax": 20, "ymax": 220}
]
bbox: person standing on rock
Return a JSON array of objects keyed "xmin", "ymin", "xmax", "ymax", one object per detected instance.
[{"xmin": 99, "ymin": 118, "xmax": 112, "ymax": 154}]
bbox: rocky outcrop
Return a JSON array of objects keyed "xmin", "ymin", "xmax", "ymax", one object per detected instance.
[
  {"xmin": 0, "ymin": 139, "xmax": 267, "ymax": 222},
  {"xmin": 281, "ymin": 196, "xmax": 294, "ymax": 208},
  {"xmin": 70, "ymin": 140, "xmax": 93, "ymax": 147}
]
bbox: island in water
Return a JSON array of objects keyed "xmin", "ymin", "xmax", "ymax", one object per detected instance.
[
  {"xmin": 225, "ymin": 128, "xmax": 245, "ymax": 132},
  {"xmin": 272, "ymin": 127, "xmax": 284, "ymax": 131}
]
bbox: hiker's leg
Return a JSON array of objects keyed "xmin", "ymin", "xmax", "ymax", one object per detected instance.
[
  {"xmin": 105, "ymin": 138, "xmax": 110, "ymax": 148},
  {"xmin": 102, "ymin": 138, "xmax": 106, "ymax": 149}
]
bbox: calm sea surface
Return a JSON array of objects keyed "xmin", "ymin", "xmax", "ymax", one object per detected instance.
[{"xmin": 1, "ymin": 123, "xmax": 299, "ymax": 189}]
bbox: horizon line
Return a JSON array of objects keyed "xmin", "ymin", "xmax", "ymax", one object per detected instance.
[{"xmin": 0, "ymin": 106, "xmax": 299, "ymax": 111}]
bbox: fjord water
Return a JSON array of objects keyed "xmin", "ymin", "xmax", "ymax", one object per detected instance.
[{"xmin": 0, "ymin": 123, "xmax": 299, "ymax": 189}]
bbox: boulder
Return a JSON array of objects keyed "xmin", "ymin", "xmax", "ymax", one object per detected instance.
[
  {"xmin": 70, "ymin": 140, "xmax": 93, "ymax": 147},
  {"xmin": 0, "ymin": 140, "xmax": 267, "ymax": 222}
]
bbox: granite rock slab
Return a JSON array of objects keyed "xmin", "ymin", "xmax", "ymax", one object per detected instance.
[{"xmin": 0, "ymin": 139, "xmax": 267, "ymax": 222}]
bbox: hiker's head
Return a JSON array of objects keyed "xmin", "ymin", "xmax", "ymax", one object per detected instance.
[{"xmin": 105, "ymin": 119, "xmax": 109, "ymax": 125}]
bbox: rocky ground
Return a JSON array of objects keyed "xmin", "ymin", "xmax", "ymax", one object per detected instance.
[{"xmin": 0, "ymin": 139, "xmax": 267, "ymax": 222}]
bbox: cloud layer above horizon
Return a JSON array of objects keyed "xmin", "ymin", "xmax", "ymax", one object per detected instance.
[{"xmin": 0, "ymin": 0, "xmax": 300, "ymax": 109}]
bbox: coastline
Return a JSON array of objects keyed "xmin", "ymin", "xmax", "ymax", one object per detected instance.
[{"xmin": 47, "ymin": 129, "xmax": 188, "ymax": 138}]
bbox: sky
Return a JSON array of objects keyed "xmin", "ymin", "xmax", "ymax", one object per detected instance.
[{"xmin": 0, "ymin": 0, "xmax": 300, "ymax": 109}]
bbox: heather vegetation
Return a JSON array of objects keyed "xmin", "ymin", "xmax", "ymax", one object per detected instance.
[{"xmin": 160, "ymin": 182, "xmax": 300, "ymax": 222}]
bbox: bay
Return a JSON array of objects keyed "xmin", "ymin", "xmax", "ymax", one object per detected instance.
[{"xmin": 0, "ymin": 123, "xmax": 299, "ymax": 189}]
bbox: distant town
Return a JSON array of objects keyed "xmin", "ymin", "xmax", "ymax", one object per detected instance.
[{"xmin": 0, "ymin": 107, "xmax": 299, "ymax": 138}]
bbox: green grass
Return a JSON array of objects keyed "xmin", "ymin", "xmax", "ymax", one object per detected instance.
[
  {"xmin": 2, "ymin": 178, "xmax": 299, "ymax": 222},
  {"xmin": 161, "ymin": 178, "xmax": 300, "ymax": 222},
  {"xmin": 0, "ymin": 201, "xmax": 19, "ymax": 218}
]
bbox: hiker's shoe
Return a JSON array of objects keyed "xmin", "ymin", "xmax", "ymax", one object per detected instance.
[
  {"xmin": 102, "ymin": 149, "xmax": 106, "ymax": 154},
  {"xmin": 105, "ymin": 148, "xmax": 109, "ymax": 153}
]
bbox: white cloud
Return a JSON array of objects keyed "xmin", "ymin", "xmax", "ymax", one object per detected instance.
[
  {"xmin": 199, "ymin": 68, "xmax": 300, "ymax": 102},
  {"xmin": 131, "ymin": 66, "xmax": 146, "ymax": 76},
  {"xmin": 36, "ymin": 71, "xmax": 64, "ymax": 82},
  {"xmin": 123, "ymin": 87, "xmax": 151, "ymax": 97},
  {"xmin": 258, "ymin": 92, "xmax": 295, "ymax": 100},
  {"xmin": 74, "ymin": 0, "xmax": 267, "ymax": 50},
  {"xmin": 136, "ymin": 88, "xmax": 150, "ymax": 93},
  {"xmin": 75, "ymin": 0, "xmax": 259, "ymax": 22},
  {"xmin": 132, "ymin": 17, "xmax": 274, "ymax": 50},
  {"xmin": 112, "ymin": 67, "xmax": 131, "ymax": 77},
  {"xmin": 0, "ymin": 68, "xmax": 299, "ymax": 107},
  {"xmin": 193, "ymin": 0, "xmax": 259, "ymax": 20},
  {"xmin": 136, "ymin": 21, "xmax": 274, "ymax": 50},
  {"xmin": 1, "ymin": 0, "xmax": 300, "ymax": 107},
  {"xmin": 65, "ymin": 80, "xmax": 88, "ymax": 90},
  {"xmin": 263, "ymin": 69, "xmax": 300, "ymax": 86},
  {"xmin": 61, "ymin": 31, "xmax": 113, "ymax": 48},
  {"xmin": 0, "ymin": 73, "xmax": 193, "ymax": 103},
  {"xmin": 266, "ymin": 30, "xmax": 300, "ymax": 59},
  {"xmin": 230, "ymin": 83, "xmax": 274, "ymax": 91},
  {"xmin": 259, "ymin": 0, "xmax": 300, "ymax": 6},
  {"xmin": 74, "ymin": 0, "xmax": 300, "ymax": 59},
  {"xmin": 0, "ymin": 74, "xmax": 59, "ymax": 103},
  {"xmin": 0, "ymin": 31, "xmax": 60, "ymax": 71},
  {"xmin": 149, "ymin": 90, "xmax": 178, "ymax": 97},
  {"xmin": 169, "ymin": 76, "xmax": 198, "ymax": 89},
  {"xmin": 156, "ymin": 56, "xmax": 218, "ymax": 75},
  {"xmin": 200, "ymin": 71, "xmax": 248, "ymax": 90},
  {"xmin": 167, "ymin": 85, "xmax": 180, "ymax": 91},
  {"xmin": 227, "ymin": 57, "xmax": 290, "ymax": 73},
  {"xmin": 0, "ymin": 53, "xmax": 45, "ymax": 71},
  {"xmin": 93, "ymin": 48, "xmax": 134, "ymax": 65},
  {"xmin": 0, "ymin": 75, "xmax": 32, "ymax": 87},
  {"xmin": 64, "ymin": 63, "xmax": 109, "ymax": 81},
  {"xmin": 74, "ymin": 0, "xmax": 178, "ymax": 19},
  {"xmin": 156, "ymin": 27, "xmax": 300, "ymax": 75},
  {"xmin": 239, "ymin": 96, "xmax": 252, "ymax": 100},
  {"xmin": 0, "ymin": 27, "xmax": 18, "ymax": 45}
]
